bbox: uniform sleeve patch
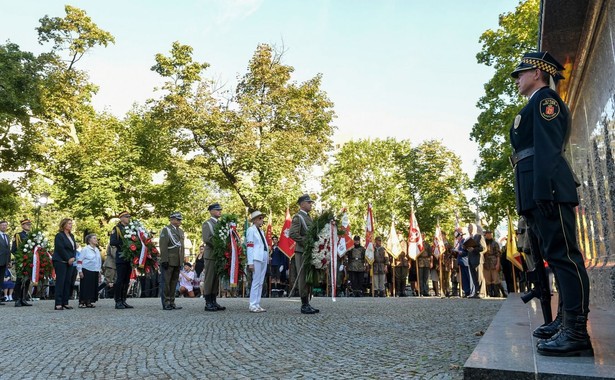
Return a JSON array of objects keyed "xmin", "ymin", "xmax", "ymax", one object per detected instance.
[{"xmin": 540, "ymin": 98, "xmax": 560, "ymax": 121}]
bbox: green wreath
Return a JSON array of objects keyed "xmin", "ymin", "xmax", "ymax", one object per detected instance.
[
  {"xmin": 301, "ymin": 210, "xmax": 345, "ymax": 286},
  {"xmin": 13, "ymin": 230, "xmax": 54, "ymax": 282},
  {"xmin": 212, "ymin": 214, "xmax": 247, "ymax": 281}
]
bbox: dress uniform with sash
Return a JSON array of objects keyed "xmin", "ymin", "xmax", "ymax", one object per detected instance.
[
  {"xmin": 510, "ymin": 52, "xmax": 592, "ymax": 357},
  {"xmin": 159, "ymin": 212, "xmax": 185, "ymax": 310},
  {"xmin": 201, "ymin": 203, "xmax": 225, "ymax": 312},
  {"xmin": 110, "ymin": 211, "xmax": 134, "ymax": 310},
  {"xmin": 11, "ymin": 219, "xmax": 33, "ymax": 307},
  {"xmin": 289, "ymin": 194, "xmax": 319, "ymax": 314}
]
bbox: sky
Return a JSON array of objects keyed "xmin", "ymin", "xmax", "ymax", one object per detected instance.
[{"xmin": 1, "ymin": 0, "xmax": 520, "ymax": 178}]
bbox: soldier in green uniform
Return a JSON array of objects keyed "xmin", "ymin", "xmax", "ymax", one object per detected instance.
[
  {"xmin": 110, "ymin": 211, "xmax": 134, "ymax": 310},
  {"xmin": 372, "ymin": 237, "xmax": 388, "ymax": 297},
  {"xmin": 160, "ymin": 212, "xmax": 185, "ymax": 310},
  {"xmin": 202, "ymin": 203, "xmax": 225, "ymax": 312},
  {"xmin": 393, "ymin": 246, "xmax": 410, "ymax": 297},
  {"xmin": 289, "ymin": 194, "xmax": 319, "ymax": 314},
  {"xmin": 417, "ymin": 236, "xmax": 433, "ymax": 297},
  {"xmin": 346, "ymin": 236, "xmax": 366, "ymax": 297},
  {"xmin": 441, "ymin": 231, "xmax": 453, "ymax": 297},
  {"xmin": 482, "ymin": 230, "xmax": 501, "ymax": 297},
  {"xmin": 510, "ymin": 52, "xmax": 592, "ymax": 357}
]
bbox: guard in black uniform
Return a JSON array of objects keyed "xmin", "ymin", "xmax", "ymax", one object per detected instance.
[
  {"xmin": 510, "ymin": 52, "xmax": 592, "ymax": 357},
  {"xmin": 12, "ymin": 219, "xmax": 33, "ymax": 307},
  {"xmin": 110, "ymin": 211, "xmax": 134, "ymax": 310}
]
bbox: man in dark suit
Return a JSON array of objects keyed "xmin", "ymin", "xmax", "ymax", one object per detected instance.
[
  {"xmin": 510, "ymin": 52, "xmax": 592, "ymax": 357},
  {"xmin": 0, "ymin": 220, "xmax": 10, "ymax": 305},
  {"xmin": 12, "ymin": 219, "xmax": 32, "ymax": 307}
]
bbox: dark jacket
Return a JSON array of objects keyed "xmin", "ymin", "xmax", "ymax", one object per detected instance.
[
  {"xmin": 53, "ymin": 232, "xmax": 77, "ymax": 263},
  {"xmin": 510, "ymin": 86, "xmax": 579, "ymax": 214},
  {"xmin": 110, "ymin": 223, "xmax": 128, "ymax": 264}
]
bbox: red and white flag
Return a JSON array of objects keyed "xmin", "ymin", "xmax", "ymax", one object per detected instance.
[
  {"xmin": 229, "ymin": 223, "xmax": 241, "ymax": 286},
  {"xmin": 433, "ymin": 224, "xmax": 445, "ymax": 259},
  {"xmin": 337, "ymin": 208, "xmax": 354, "ymax": 256},
  {"xmin": 31, "ymin": 246, "xmax": 41, "ymax": 284},
  {"xmin": 330, "ymin": 220, "xmax": 338, "ymax": 301},
  {"xmin": 365, "ymin": 204, "xmax": 375, "ymax": 264},
  {"xmin": 278, "ymin": 208, "xmax": 296, "ymax": 259},
  {"xmin": 408, "ymin": 209, "xmax": 423, "ymax": 260}
]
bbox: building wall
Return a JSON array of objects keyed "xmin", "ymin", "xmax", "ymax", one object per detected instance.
[{"xmin": 564, "ymin": 1, "xmax": 615, "ymax": 308}]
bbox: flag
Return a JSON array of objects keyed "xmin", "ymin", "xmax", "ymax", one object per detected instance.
[
  {"xmin": 506, "ymin": 213, "xmax": 523, "ymax": 270},
  {"xmin": 278, "ymin": 208, "xmax": 296, "ymax": 259},
  {"xmin": 337, "ymin": 208, "xmax": 354, "ymax": 256},
  {"xmin": 407, "ymin": 209, "xmax": 423, "ymax": 260},
  {"xmin": 265, "ymin": 211, "xmax": 273, "ymax": 249},
  {"xmin": 365, "ymin": 204, "xmax": 375, "ymax": 264},
  {"xmin": 433, "ymin": 224, "xmax": 445, "ymax": 259},
  {"xmin": 386, "ymin": 221, "xmax": 402, "ymax": 258}
]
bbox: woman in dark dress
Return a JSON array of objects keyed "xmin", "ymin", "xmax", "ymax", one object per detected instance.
[{"xmin": 53, "ymin": 218, "xmax": 77, "ymax": 310}]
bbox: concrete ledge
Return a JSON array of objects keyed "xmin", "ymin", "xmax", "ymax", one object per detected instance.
[{"xmin": 464, "ymin": 293, "xmax": 615, "ymax": 379}]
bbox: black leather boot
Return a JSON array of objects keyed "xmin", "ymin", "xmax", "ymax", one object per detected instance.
[
  {"xmin": 300, "ymin": 296, "xmax": 316, "ymax": 314},
  {"xmin": 537, "ymin": 314, "xmax": 593, "ymax": 357},
  {"xmin": 213, "ymin": 295, "xmax": 226, "ymax": 311},
  {"xmin": 498, "ymin": 284, "xmax": 508, "ymax": 298},
  {"xmin": 204, "ymin": 295, "xmax": 217, "ymax": 312},
  {"xmin": 534, "ymin": 312, "xmax": 562, "ymax": 339},
  {"xmin": 115, "ymin": 301, "xmax": 125, "ymax": 309}
]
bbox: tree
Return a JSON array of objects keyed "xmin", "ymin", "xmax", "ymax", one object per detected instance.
[
  {"xmin": 471, "ymin": 0, "xmax": 539, "ymax": 228},
  {"xmin": 321, "ymin": 139, "xmax": 470, "ymax": 238},
  {"xmin": 148, "ymin": 42, "xmax": 336, "ymax": 214}
]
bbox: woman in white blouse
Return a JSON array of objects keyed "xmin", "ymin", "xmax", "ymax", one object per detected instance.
[{"xmin": 77, "ymin": 234, "xmax": 102, "ymax": 308}]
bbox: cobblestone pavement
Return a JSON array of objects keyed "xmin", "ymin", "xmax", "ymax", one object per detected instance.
[{"xmin": 0, "ymin": 296, "xmax": 502, "ymax": 379}]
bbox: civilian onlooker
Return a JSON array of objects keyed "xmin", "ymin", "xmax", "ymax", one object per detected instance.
[
  {"xmin": 77, "ymin": 234, "xmax": 102, "ymax": 308},
  {"xmin": 0, "ymin": 220, "xmax": 9, "ymax": 305},
  {"xmin": 3, "ymin": 262, "xmax": 15, "ymax": 302},
  {"xmin": 53, "ymin": 218, "xmax": 78, "ymax": 310},
  {"xmin": 269, "ymin": 236, "xmax": 289, "ymax": 297},
  {"xmin": 179, "ymin": 262, "xmax": 195, "ymax": 298}
]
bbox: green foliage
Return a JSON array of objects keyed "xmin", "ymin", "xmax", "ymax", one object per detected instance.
[
  {"xmin": 0, "ymin": 180, "xmax": 20, "ymax": 216},
  {"xmin": 471, "ymin": 0, "xmax": 539, "ymax": 229},
  {"xmin": 322, "ymin": 139, "xmax": 470, "ymax": 239}
]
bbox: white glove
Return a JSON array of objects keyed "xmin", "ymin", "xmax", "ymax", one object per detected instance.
[
  {"xmin": 339, "ymin": 264, "xmax": 344, "ymax": 272},
  {"xmin": 279, "ymin": 265, "xmax": 284, "ymax": 272}
]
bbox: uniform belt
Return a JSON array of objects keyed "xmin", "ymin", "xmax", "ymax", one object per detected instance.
[{"xmin": 509, "ymin": 147, "xmax": 535, "ymax": 167}]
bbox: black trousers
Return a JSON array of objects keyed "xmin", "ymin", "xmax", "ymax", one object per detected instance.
[
  {"xmin": 468, "ymin": 264, "xmax": 480, "ymax": 295},
  {"xmin": 53, "ymin": 262, "xmax": 73, "ymax": 306},
  {"xmin": 115, "ymin": 263, "xmax": 131, "ymax": 302},
  {"xmin": 349, "ymin": 271, "xmax": 363, "ymax": 294},
  {"xmin": 0, "ymin": 265, "xmax": 5, "ymax": 296},
  {"xmin": 525, "ymin": 203, "xmax": 590, "ymax": 316}
]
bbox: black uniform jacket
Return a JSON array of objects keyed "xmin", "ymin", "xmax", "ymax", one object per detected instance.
[{"xmin": 509, "ymin": 86, "xmax": 579, "ymax": 215}]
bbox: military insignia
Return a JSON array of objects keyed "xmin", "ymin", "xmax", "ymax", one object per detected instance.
[
  {"xmin": 540, "ymin": 98, "xmax": 560, "ymax": 121},
  {"xmin": 513, "ymin": 115, "xmax": 521, "ymax": 129}
]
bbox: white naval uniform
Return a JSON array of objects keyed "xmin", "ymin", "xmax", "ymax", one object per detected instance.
[{"xmin": 246, "ymin": 224, "xmax": 269, "ymax": 310}]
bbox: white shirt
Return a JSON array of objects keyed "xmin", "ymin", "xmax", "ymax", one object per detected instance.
[
  {"xmin": 179, "ymin": 269, "xmax": 194, "ymax": 291},
  {"xmin": 246, "ymin": 225, "xmax": 269, "ymax": 264},
  {"xmin": 77, "ymin": 245, "xmax": 102, "ymax": 273}
]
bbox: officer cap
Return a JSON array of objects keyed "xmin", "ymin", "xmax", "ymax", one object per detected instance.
[
  {"xmin": 170, "ymin": 212, "xmax": 183, "ymax": 220},
  {"xmin": 297, "ymin": 194, "xmax": 314, "ymax": 205},
  {"xmin": 118, "ymin": 211, "xmax": 131, "ymax": 218},
  {"xmin": 511, "ymin": 51, "xmax": 565, "ymax": 80},
  {"xmin": 207, "ymin": 203, "xmax": 222, "ymax": 211},
  {"xmin": 20, "ymin": 218, "xmax": 32, "ymax": 225}
]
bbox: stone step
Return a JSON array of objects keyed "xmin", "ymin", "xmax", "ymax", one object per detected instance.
[{"xmin": 464, "ymin": 293, "xmax": 615, "ymax": 379}]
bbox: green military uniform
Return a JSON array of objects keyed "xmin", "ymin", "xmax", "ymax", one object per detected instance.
[
  {"xmin": 201, "ymin": 214, "xmax": 220, "ymax": 311},
  {"xmin": 441, "ymin": 239, "xmax": 453, "ymax": 297},
  {"xmin": 160, "ymin": 223, "xmax": 185, "ymax": 308},
  {"xmin": 417, "ymin": 245, "xmax": 433, "ymax": 296},
  {"xmin": 346, "ymin": 245, "xmax": 365, "ymax": 296},
  {"xmin": 393, "ymin": 251, "xmax": 409, "ymax": 296},
  {"xmin": 372, "ymin": 246, "xmax": 388, "ymax": 296},
  {"xmin": 482, "ymin": 239, "xmax": 501, "ymax": 297}
]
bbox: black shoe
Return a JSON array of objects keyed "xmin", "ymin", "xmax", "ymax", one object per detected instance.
[
  {"xmin": 301, "ymin": 304, "xmax": 317, "ymax": 314},
  {"xmin": 308, "ymin": 304, "xmax": 320, "ymax": 313},
  {"xmin": 163, "ymin": 305, "xmax": 173, "ymax": 310},
  {"xmin": 115, "ymin": 302, "xmax": 126, "ymax": 310},
  {"xmin": 122, "ymin": 301, "xmax": 134, "ymax": 309},
  {"xmin": 171, "ymin": 305, "xmax": 182, "ymax": 310},
  {"xmin": 21, "ymin": 300, "xmax": 32, "ymax": 306},
  {"xmin": 204, "ymin": 303, "xmax": 217, "ymax": 312},
  {"xmin": 537, "ymin": 314, "xmax": 594, "ymax": 357},
  {"xmin": 15, "ymin": 300, "xmax": 23, "ymax": 307},
  {"xmin": 533, "ymin": 314, "xmax": 562, "ymax": 339},
  {"xmin": 214, "ymin": 302, "xmax": 226, "ymax": 311}
]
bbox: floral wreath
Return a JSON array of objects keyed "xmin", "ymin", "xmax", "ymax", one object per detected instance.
[
  {"xmin": 118, "ymin": 219, "xmax": 159, "ymax": 275},
  {"xmin": 13, "ymin": 230, "xmax": 54, "ymax": 283},
  {"xmin": 212, "ymin": 214, "xmax": 247, "ymax": 282},
  {"xmin": 301, "ymin": 210, "xmax": 345, "ymax": 286}
]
